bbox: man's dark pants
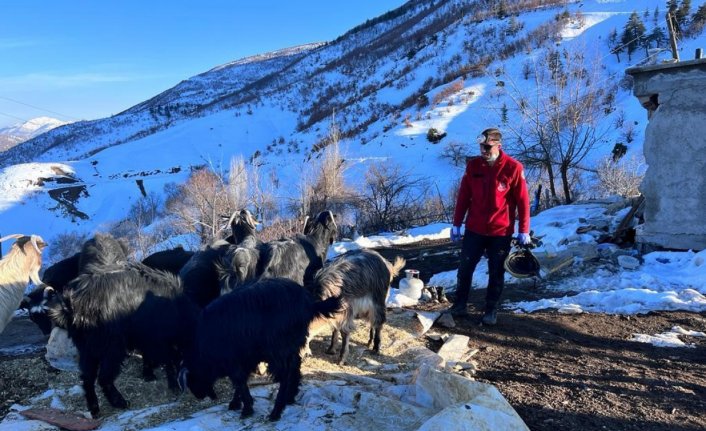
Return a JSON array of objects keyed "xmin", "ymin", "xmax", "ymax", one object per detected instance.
[{"xmin": 454, "ymin": 230, "xmax": 513, "ymax": 312}]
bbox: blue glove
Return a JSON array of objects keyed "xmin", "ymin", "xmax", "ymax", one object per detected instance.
[
  {"xmin": 450, "ymin": 226, "xmax": 462, "ymax": 242},
  {"xmin": 517, "ymin": 232, "xmax": 531, "ymax": 246}
]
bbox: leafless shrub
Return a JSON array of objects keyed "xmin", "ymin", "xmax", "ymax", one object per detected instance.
[
  {"xmin": 110, "ymin": 192, "xmax": 164, "ymax": 258},
  {"xmin": 595, "ymin": 155, "xmax": 645, "ymax": 198},
  {"xmin": 439, "ymin": 141, "xmax": 468, "ymax": 166},
  {"xmin": 166, "ymin": 167, "xmax": 235, "ymax": 245},
  {"xmin": 355, "ymin": 162, "xmax": 432, "ymax": 234},
  {"xmin": 46, "ymin": 231, "xmax": 89, "ymax": 265}
]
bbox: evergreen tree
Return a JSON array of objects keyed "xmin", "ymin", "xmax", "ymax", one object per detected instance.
[
  {"xmin": 649, "ymin": 26, "xmax": 668, "ymax": 47},
  {"xmin": 677, "ymin": 0, "xmax": 692, "ymax": 32},
  {"xmin": 608, "ymin": 27, "xmax": 623, "ymax": 62},
  {"xmin": 667, "ymin": 0, "xmax": 682, "ymax": 36},
  {"xmin": 691, "ymin": 3, "xmax": 706, "ymax": 33},
  {"xmin": 621, "ymin": 11, "xmax": 646, "ymax": 60},
  {"xmin": 653, "ymin": 6, "xmax": 660, "ymax": 25}
]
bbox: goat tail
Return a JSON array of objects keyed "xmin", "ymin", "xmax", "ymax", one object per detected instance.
[
  {"xmin": 390, "ymin": 256, "xmax": 406, "ymax": 278},
  {"xmin": 312, "ymin": 295, "xmax": 342, "ymax": 320}
]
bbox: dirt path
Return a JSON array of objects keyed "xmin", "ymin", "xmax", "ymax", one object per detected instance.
[{"xmin": 2, "ymin": 237, "xmax": 705, "ymax": 429}]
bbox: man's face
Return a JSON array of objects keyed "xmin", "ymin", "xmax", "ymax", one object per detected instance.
[{"xmin": 480, "ymin": 133, "xmax": 501, "ymax": 160}]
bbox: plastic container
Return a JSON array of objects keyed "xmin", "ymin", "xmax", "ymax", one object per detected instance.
[{"xmin": 399, "ymin": 269, "xmax": 424, "ymax": 299}]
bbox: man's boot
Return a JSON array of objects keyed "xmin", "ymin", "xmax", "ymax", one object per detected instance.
[
  {"xmin": 481, "ymin": 307, "xmax": 497, "ymax": 326},
  {"xmin": 447, "ymin": 302, "xmax": 469, "ymax": 317}
]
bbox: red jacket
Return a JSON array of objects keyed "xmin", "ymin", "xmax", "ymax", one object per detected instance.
[{"xmin": 453, "ymin": 150, "xmax": 530, "ymax": 236}]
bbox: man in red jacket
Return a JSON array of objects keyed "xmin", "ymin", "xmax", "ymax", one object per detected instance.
[{"xmin": 447, "ymin": 127, "xmax": 531, "ymax": 325}]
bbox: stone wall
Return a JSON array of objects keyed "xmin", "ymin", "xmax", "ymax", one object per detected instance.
[{"xmin": 626, "ymin": 59, "xmax": 706, "ymax": 251}]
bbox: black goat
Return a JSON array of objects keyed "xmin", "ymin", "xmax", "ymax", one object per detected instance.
[
  {"xmin": 21, "ymin": 252, "xmax": 80, "ymax": 334},
  {"xmin": 257, "ymin": 210, "xmax": 337, "ymax": 285},
  {"xmin": 179, "ymin": 240, "xmax": 231, "ymax": 308},
  {"xmin": 23, "ymin": 233, "xmax": 130, "ymax": 335},
  {"xmin": 141, "ymin": 246, "xmax": 194, "ymax": 275},
  {"xmin": 219, "ymin": 209, "xmax": 261, "ymax": 294},
  {"xmin": 179, "ymin": 278, "xmax": 340, "ymax": 421},
  {"xmin": 77, "ymin": 233, "xmax": 129, "ymax": 272},
  {"xmin": 181, "ymin": 209, "xmax": 260, "ymax": 305},
  {"xmin": 306, "ymin": 249, "xmax": 405, "ymax": 365},
  {"xmin": 49, "ymin": 262, "xmax": 199, "ymax": 416}
]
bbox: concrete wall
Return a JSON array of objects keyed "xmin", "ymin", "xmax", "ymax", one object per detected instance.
[{"xmin": 626, "ymin": 59, "xmax": 706, "ymax": 250}]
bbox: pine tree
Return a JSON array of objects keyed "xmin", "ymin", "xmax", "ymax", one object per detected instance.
[
  {"xmin": 677, "ymin": 0, "xmax": 692, "ymax": 33},
  {"xmin": 621, "ymin": 11, "xmax": 646, "ymax": 61},
  {"xmin": 653, "ymin": 6, "xmax": 660, "ymax": 25},
  {"xmin": 691, "ymin": 3, "xmax": 706, "ymax": 33},
  {"xmin": 608, "ymin": 27, "xmax": 623, "ymax": 62}
]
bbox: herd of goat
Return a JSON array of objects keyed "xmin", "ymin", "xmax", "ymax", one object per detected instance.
[{"xmin": 0, "ymin": 209, "xmax": 405, "ymax": 421}]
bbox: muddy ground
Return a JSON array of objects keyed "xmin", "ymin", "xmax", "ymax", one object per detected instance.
[{"xmin": 1, "ymin": 239, "xmax": 705, "ymax": 430}]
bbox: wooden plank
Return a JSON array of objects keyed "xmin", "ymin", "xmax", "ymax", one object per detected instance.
[{"xmin": 20, "ymin": 408, "xmax": 101, "ymax": 431}]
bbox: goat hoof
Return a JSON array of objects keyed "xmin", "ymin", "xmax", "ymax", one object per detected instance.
[
  {"xmin": 325, "ymin": 348, "xmax": 336, "ymax": 355},
  {"xmin": 228, "ymin": 400, "xmax": 242, "ymax": 411},
  {"xmin": 240, "ymin": 406, "xmax": 254, "ymax": 419},
  {"xmin": 268, "ymin": 412, "xmax": 282, "ymax": 421}
]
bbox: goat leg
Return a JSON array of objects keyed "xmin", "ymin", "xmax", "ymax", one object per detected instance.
[
  {"xmin": 371, "ymin": 324, "xmax": 382, "ymax": 354},
  {"xmin": 325, "ymin": 328, "xmax": 339, "ymax": 355},
  {"xmin": 98, "ymin": 356, "xmax": 128, "ymax": 409},
  {"xmin": 235, "ymin": 378, "xmax": 254, "ymax": 419},
  {"xmin": 79, "ymin": 356, "xmax": 101, "ymax": 417},
  {"xmin": 366, "ymin": 327, "xmax": 375, "ymax": 349},
  {"xmin": 338, "ymin": 331, "xmax": 350, "ymax": 365}
]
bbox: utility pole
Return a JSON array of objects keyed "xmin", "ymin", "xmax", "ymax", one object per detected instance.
[{"xmin": 666, "ymin": 12, "xmax": 680, "ymax": 61}]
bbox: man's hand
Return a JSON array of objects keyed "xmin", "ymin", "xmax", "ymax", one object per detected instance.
[
  {"xmin": 450, "ymin": 226, "xmax": 462, "ymax": 242},
  {"xmin": 517, "ymin": 232, "xmax": 531, "ymax": 245}
]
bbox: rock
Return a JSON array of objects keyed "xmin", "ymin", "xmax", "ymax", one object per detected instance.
[
  {"xmin": 617, "ymin": 255, "xmax": 641, "ymax": 270},
  {"xmin": 414, "ymin": 311, "xmax": 441, "ymax": 336},
  {"xmin": 437, "ymin": 334, "xmax": 470, "ymax": 364},
  {"xmin": 426, "ymin": 333, "xmax": 443, "ymax": 341},
  {"xmin": 403, "ymin": 346, "xmax": 444, "ymax": 369},
  {"xmin": 413, "ymin": 365, "xmax": 530, "ymax": 430},
  {"xmin": 466, "ymin": 348, "xmax": 480, "ymax": 359},
  {"xmin": 436, "ymin": 312, "xmax": 457, "ymax": 328},
  {"xmin": 566, "ymin": 242, "xmax": 599, "ymax": 261}
]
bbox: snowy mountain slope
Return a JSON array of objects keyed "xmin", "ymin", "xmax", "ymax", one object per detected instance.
[
  {"xmin": 2, "ymin": 0, "xmax": 706, "ymax": 252},
  {"xmin": 0, "ymin": 117, "xmax": 66, "ymax": 151}
]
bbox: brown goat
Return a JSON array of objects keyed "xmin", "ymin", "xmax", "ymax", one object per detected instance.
[{"xmin": 0, "ymin": 234, "xmax": 47, "ymax": 333}]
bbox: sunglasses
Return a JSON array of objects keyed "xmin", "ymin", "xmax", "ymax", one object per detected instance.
[{"xmin": 480, "ymin": 143, "xmax": 498, "ymax": 151}]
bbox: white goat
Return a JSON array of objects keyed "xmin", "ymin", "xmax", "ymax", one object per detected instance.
[{"xmin": 0, "ymin": 234, "xmax": 47, "ymax": 334}]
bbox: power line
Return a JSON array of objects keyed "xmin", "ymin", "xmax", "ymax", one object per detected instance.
[
  {"xmin": 0, "ymin": 95, "xmax": 80, "ymax": 121},
  {"xmin": 0, "ymin": 111, "xmax": 30, "ymax": 123}
]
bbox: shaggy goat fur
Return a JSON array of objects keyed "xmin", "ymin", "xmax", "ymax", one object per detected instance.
[
  {"xmin": 24, "ymin": 234, "xmax": 130, "ymax": 335},
  {"xmin": 141, "ymin": 246, "xmax": 194, "ymax": 275},
  {"xmin": 21, "ymin": 252, "xmax": 80, "ymax": 334},
  {"xmin": 257, "ymin": 210, "xmax": 337, "ymax": 285},
  {"xmin": 0, "ymin": 234, "xmax": 47, "ymax": 334},
  {"xmin": 77, "ymin": 233, "xmax": 129, "ymax": 272},
  {"xmin": 50, "ymin": 262, "xmax": 199, "ymax": 416},
  {"xmin": 306, "ymin": 249, "xmax": 405, "ymax": 365},
  {"xmin": 219, "ymin": 209, "xmax": 261, "ymax": 294},
  {"xmin": 179, "ymin": 277, "xmax": 341, "ymax": 421},
  {"xmin": 179, "ymin": 240, "xmax": 231, "ymax": 308}
]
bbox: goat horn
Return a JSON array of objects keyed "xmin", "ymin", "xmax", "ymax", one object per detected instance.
[
  {"xmin": 0, "ymin": 234, "xmax": 24, "ymax": 243},
  {"xmin": 30, "ymin": 235, "xmax": 46, "ymax": 254}
]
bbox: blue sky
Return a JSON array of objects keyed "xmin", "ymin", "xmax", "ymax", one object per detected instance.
[{"xmin": 0, "ymin": 1, "xmax": 405, "ymax": 127}]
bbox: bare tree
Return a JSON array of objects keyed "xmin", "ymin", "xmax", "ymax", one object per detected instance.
[
  {"xmin": 356, "ymin": 162, "xmax": 431, "ymax": 234},
  {"xmin": 308, "ymin": 113, "xmax": 354, "ymax": 218},
  {"xmin": 228, "ymin": 156, "xmax": 248, "ymax": 211},
  {"xmin": 596, "ymin": 155, "xmax": 644, "ymax": 198},
  {"xmin": 166, "ymin": 167, "xmax": 234, "ymax": 245},
  {"xmin": 497, "ymin": 47, "xmax": 614, "ymax": 203}
]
